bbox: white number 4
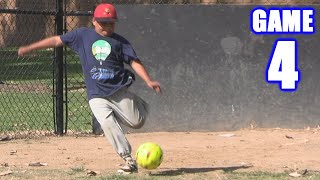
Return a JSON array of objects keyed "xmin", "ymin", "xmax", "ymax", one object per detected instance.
[{"xmin": 266, "ymin": 39, "xmax": 300, "ymax": 91}]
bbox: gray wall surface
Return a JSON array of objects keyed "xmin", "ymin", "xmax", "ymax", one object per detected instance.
[{"xmin": 115, "ymin": 5, "xmax": 320, "ymax": 132}]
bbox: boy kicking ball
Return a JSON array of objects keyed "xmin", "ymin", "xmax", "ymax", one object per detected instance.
[{"xmin": 18, "ymin": 3, "xmax": 161, "ymax": 174}]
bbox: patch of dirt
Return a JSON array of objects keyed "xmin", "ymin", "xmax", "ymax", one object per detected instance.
[
  {"xmin": 0, "ymin": 83, "xmax": 51, "ymax": 93},
  {"xmin": 1, "ymin": 128, "xmax": 320, "ymax": 175},
  {"xmin": 0, "ymin": 83, "xmax": 86, "ymax": 93}
]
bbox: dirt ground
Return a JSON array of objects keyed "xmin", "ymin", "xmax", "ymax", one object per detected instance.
[{"xmin": 1, "ymin": 128, "xmax": 320, "ymax": 176}]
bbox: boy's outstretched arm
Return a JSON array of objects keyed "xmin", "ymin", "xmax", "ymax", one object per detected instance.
[
  {"xmin": 18, "ymin": 36, "xmax": 64, "ymax": 56},
  {"xmin": 131, "ymin": 60, "xmax": 161, "ymax": 94}
]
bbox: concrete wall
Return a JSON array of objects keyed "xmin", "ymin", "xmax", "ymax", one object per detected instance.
[
  {"xmin": 115, "ymin": 5, "xmax": 320, "ymax": 132},
  {"xmin": 0, "ymin": 1, "xmax": 317, "ymax": 46}
]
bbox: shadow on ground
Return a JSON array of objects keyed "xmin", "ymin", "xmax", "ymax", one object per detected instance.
[{"xmin": 150, "ymin": 164, "xmax": 253, "ymax": 176}]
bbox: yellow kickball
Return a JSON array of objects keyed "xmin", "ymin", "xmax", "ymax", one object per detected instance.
[{"xmin": 135, "ymin": 142, "xmax": 163, "ymax": 170}]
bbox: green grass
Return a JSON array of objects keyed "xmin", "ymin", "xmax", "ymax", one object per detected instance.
[
  {"xmin": 0, "ymin": 91, "xmax": 93, "ymax": 133},
  {"xmin": 0, "ymin": 91, "xmax": 54, "ymax": 132},
  {"xmin": 70, "ymin": 165, "xmax": 86, "ymax": 172},
  {"xmin": 0, "ymin": 48, "xmax": 83, "ymax": 83},
  {"xmin": 65, "ymin": 91, "xmax": 92, "ymax": 132},
  {"xmin": 0, "ymin": 48, "xmax": 92, "ymax": 134},
  {"xmin": 225, "ymin": 171, "xmax": 320, "ymax": 180}
]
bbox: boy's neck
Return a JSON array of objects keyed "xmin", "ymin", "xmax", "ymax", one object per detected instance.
[{"xmin": 96, "ymin": 31, "xmax": 113, "ymax": 37}]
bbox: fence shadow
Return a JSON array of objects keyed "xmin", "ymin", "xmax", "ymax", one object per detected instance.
[{"xmin": 150, "ymin": 164, "xmax": 253, "ymax": 176}]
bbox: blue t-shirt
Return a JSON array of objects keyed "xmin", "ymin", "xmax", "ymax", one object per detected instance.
[{"xmin": 60, "ymin": 27, "xmax": 138, "ymax": 100}]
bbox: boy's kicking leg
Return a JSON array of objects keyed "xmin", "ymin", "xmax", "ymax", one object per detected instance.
[{"xmin": 89, "ymin": 88, "xmax": 148, "ymax": 174}]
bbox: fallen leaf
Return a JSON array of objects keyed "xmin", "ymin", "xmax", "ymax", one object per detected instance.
[
  {"xmin": 0, "ymin": 163, "xmax": 9, "ymax": 167},
  {"xmin": 0, "ymin": 170, "xmax": 13, "ymax": 176},
  {"xmin": 219, "ymin": 133, "xmax": 235, "ymax": 137},
  {"xmin": 87, "ymin": 170, "xmax": 100, "ymax": 176},
  {"xmin": 0, "ymin": 135, "xmax": 12, "ymax": 141},
  {"xmin": 289, "ymin": 172, "xmax": 301, "ymax": 177},
  {"xmin": 300, "ymin": 169, "xmax": 308, "ymax": 175},
  {"xmin": 239, "ymin": 162, "xmax": 253, "ymax": 168},
  {"xmin": 28, "ymin": 162, "xmax": 48, "ymax": 166},
  {"xmin": 285, "ymin": 135, "xmax": 294, "ymax": 139},
  {"xmin": 10, "ymin": 150, "xmax": 17, "ymax": 155}
]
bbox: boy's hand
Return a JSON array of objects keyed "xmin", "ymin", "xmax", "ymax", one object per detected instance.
[
  {"xmin": 18, "ymin": 46, "xmax": 30, "ymax": 57},
  {"xmin": 17, "ymin": 36, "xmax": 63, "ymax": 57},
  {"xmin": 147, "ymin": 81, "xmax": 161, "ymax": 93}
]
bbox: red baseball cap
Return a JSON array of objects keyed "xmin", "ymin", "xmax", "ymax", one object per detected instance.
[{"xmin": 94, "ymin": 4, "xmax": 117, "ymax": 22}]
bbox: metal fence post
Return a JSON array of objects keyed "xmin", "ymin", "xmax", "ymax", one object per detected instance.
[{"xmin": 55, "ymin": 0, "xmax": 64, "ymax": 135}]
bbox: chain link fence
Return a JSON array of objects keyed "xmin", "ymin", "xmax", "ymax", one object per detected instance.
[
  {"xmin": 0, "ymin": 0, "xmax": 57, "ymax": 138},
  {"xmin": 0, "ymin": 0, "xmax": 318, "ymax": 138}
]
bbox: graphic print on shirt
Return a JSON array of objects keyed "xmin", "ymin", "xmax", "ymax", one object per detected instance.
[
  {"xmin": 91, "ymin": 40, "xmax": 114, "ymax": 81},
  {"xmin": 92, "ymin": 40, "xmax": 111, "ymax": 65},
  {"xmin": 90, "ymin": 66, "xmax": 115, "ymax": 81}
]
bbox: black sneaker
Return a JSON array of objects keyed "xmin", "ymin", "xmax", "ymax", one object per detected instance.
[{"xmin": 117, "ymin": 157, "xmax": 138, "ymax": 175}]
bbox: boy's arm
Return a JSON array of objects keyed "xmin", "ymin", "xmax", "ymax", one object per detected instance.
[
  {"xmin": 18, "ymin": 36, "xmax": 64, "ymax": 56},
  {"xmin": 131, "ymin": 60, "xmax": 161, "ymax": 93}
]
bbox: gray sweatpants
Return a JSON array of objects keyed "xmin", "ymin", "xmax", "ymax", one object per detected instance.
[{"xmin": 89, "ymin": 88, "xmax": 149, "ymax": 159}]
